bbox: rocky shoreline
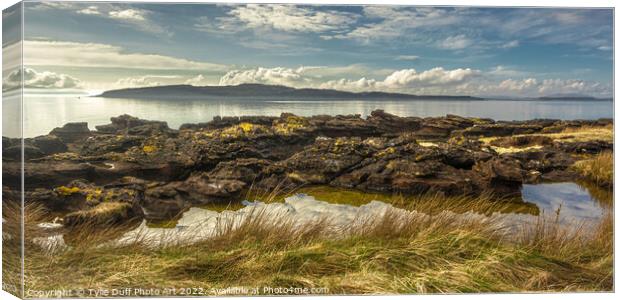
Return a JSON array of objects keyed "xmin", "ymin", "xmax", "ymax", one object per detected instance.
[{"xmin": 2, "ymin": 110, "xmax": 612, "ymax": 226}]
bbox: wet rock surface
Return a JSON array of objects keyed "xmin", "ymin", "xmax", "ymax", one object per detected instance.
[{"xmin": 2, "ymin": 111, "xmax": 613, "ymax": 225}]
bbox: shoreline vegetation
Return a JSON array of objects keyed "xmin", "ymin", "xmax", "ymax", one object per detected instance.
[
  {"xmin": 3, "ymin": 191, "xmax": 613, "ymax": 294},
  {"xmin": 2, "ymin": 110, "xmax": 613, "ymax": 295}
]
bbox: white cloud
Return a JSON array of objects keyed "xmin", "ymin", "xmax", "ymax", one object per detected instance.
[
  {"xmin": 487, "ymin": 65, "xmax": 528, "ymax": 77},
  {"xmin": 501, "ymin": 40, "xmax": 520, "ymax": 49},
  {"xmin": 115, "ymin": 76, "xmax": 159, "ymax": 89},
  {"xmin": 23, "ymin": 40, "xmax": 229, "ymax": 71},
  {"xmin": 468, "ymin": 78, "xmax": 611, "ymax": 97},
  {"xmin": 333, "ymin": 7, "xmax": 462, "ymax": 42},
  {"xmin": 114, "ymin": 75, "xmax": 183, "ymax": 89},
  {"xmin": 109, "ymin": 9, "xmax": 146, "ymax": 21},
  {"xmin": 185, "ymin": 74, "xmax": 207, "ymax": 86},
  {"xmin": 3, "ymin": 68, "xmax": 81, "ymax": 90},
  {"xmin": 319, "ymin": 78, "xmax": 378, "ymax": 91},
  {"xmin": 219, "ymin": 67, "xmax": 311, "ymax": 86},
  {"xmin": 2, "ymin": 41, "xmax": 22, "ymax": 73},
  {"xmin": 383, "ymin": 67, "xmax": 480, "ymax": 88},
  {"xmin": 217, "ymin": 4, "xmax": 358, "ymax": 33},
  {"xmin": 77, "ymin": 6, "xmax": 101, "ymax": 15},
  {"xmin": 396, "ymin": 55, "xmax": 420, "ymax": 61},
  {"xmin": 31, "ymin": 3, "xmax": 170, "ymax": 36},
  {"xmin": 218, "ymin": 66, "xmax": 480, "ymax": 93},
  {"xmin": 437, "ymin": 35, "xmax": 473, "ymax": 50},
  {"xmin": 215, "ymin": 65, "xmax": 609, "ymax": 98}
]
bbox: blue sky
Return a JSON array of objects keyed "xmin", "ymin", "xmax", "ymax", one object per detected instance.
[{"xmin": 2, "ymin": 2, "xmax": 614, "ymax": 97}]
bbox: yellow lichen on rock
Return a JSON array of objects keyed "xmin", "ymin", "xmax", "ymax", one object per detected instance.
[
  {"xmin": 55, "ymin": 186, "xmax": 81, "ymax": 196},
  {"xmin": 375, "ymin": 147, "xmax": 396, "ymax": 157},
  {"xmin": 142, "ymin": 145, "xmax": 157, "ymax": 154},
  {"xmin": 238, "ymin": 122, "xmax": 254, "ymax": 133},
  {"xmin": 273, "ymin": 115, "xmax": 307, "ymax": 135}
]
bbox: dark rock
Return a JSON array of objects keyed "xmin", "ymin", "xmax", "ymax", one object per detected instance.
[
  {"xmin": 49, "ymin": 122, "xmax": 91, "ymax": 143},
  {"xmin": 31, "ymin": 135, "xmax": 68, "ymax": 155},
  {"xmin": 555, "ymin": 141, "xmax": 613, "ymax": 154},
  {"xmin": 474, "ymin": 157, "xmax": 525, "ymax": 197},
  {"xmin": 455, "ymin": 124, "xmax": 543, "ymax": 138},
  {"xmin": 208, "ymin": 158, "xmax": 271, "ymax": 182},
  {"xmin": 95, "ymin": 114, "xmax": 170, "ymax": 135},
  {"xmin": 175, "ymin": 174, "xmax": 246, "ymax": 204},
  {"xmin": 141, "ymin": 184, "xmax": 187, "ymax": 222},
  {"xmin": 366, "ymin": 110, "xmax": 421, "ymax": 136},
  {"xmin": 80, "ymin": 135, "xmax": 143, "ymax": 156}
]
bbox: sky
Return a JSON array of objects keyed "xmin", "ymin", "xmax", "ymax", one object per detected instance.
[{"xmin": 1, "ymin": 1, "xmax": 614, "ymax": 98}]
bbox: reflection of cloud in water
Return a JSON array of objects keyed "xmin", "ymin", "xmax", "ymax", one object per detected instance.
[
  {"xmin": 521, "ymin": 182, "xmax": 606, "ymax": 223},
  {"xmin": 33, "ymin": 183, "xmax": 609, "ymax": 251},
  {"xmin": 116, "ymin": 195, "xmax": 426, "ymax": 247}
]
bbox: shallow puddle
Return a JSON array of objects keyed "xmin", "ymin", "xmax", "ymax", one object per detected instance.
[
  {"xmin": 521, "ymin": 182, "xmax": 611, "ymax": 224},
  {"xmin": 34, "ymin": 181, "xmax": 612, "ymax": 250}
]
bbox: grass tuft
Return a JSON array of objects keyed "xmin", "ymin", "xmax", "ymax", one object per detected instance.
[
  {"xmin": 9, "ymin": 185, "xmax": 612, "ymax": 295},
  {"xmin": 574, "ymin": 152, "xmax": 613, "ymax": 188}
]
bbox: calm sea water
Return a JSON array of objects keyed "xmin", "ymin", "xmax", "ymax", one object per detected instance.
[{"xmin": 2, "ymin": 94, "xmax": 613, "ymax": 138}]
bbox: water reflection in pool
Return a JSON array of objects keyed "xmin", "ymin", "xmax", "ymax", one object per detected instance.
[
  {"xmin": 36, "ymin": 181, "xmax": 612, "ymax": 250},
  {"xmin": 111, "ymin": 182, "xmax": 610, "ymax": 247},
  {"xmin": 521, "ymin": 182, "xmax": 610, "ymax": 224}
]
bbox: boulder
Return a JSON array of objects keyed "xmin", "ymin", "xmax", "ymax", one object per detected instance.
[
  {"xmin": 169, "ymin": 172, "xmax": 247, "ymax": 204},
  {"xmin": 31, "ymin": 135, "xmax": 68, "ymax": 155},
  {"xmin": 49, "ymin": 122, "xmax": 91, "ymax": 143},
  {"xmin": 80, "ymin": 134, "xmax": 143, "ymax": 156},
  {"xmin": 474, "ymin": 157, "xmax": 525, "ymax": 197},
  {"xmin": 141, "ymin": 184, "xmax": 187, "ymax": 222}
]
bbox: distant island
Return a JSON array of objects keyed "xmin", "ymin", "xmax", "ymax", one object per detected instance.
[
  {"xmin": 537, "ymin": 96, "xmax": 612, "ymax": 101},
  {"xmin": 96, "ymin": 83, "xmax": 484, "ymax": 100}
]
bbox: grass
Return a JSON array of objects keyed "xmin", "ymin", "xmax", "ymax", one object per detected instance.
[
  {"xmin": 573, "ymin": 152, "xmax": 613, "ymax": 188},
  {"xmin": 11, "ymin": 189, "xmax": 613, "ymax": 296},
  {"xmin": 479, "ymin": 124, "xmax": 613, "ymax": 153}
]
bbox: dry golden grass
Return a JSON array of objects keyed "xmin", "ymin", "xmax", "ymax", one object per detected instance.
[
  {"xmin": 480, "ymin": 124, "xmax": 613, "ymax": 153},
  {"xmin": 574, "ymin": 152, "xmax": 613, "ymax": 188},
  {"xmin": 14, "ymin": 189, "xmax": 613, "ymax": 295}
]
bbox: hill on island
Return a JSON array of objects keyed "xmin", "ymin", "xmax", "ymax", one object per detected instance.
[{"xmin": 96, "ymin": 83, "xmax": 484, "ymax": 100}]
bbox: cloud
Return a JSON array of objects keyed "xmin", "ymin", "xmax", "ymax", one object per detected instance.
[
  {"xmin": 218, "ymin": 66, "xmax": 480, "ymax": 92},
  {"xmin": 2, "ymin": 41, "xmax": 22, "ymax": 72},
  {"xmin": 23, "ymin": 40, "xmax": 229, "ymax": 71},
  {"xmin": 109, "ymin": 9, "xmax": 146, "ymax": 21},
  {"xmin": 326, "ymin": 7, "xmax": 610, "ymax": 52},
  {"xmin": 437, "ymin": 35, "xmax": 473, "ymax": 50},
  {"xmin": 77, "ymin": 6, "xmax": 101, "ymax": 15},
  {"xmin": 185, "ymin": 74, "xmax": 207, "ymax": 86},
  {"xmin": 114, "ymin": 75, "xmax": 183, "ymax": 89},
  {"xmin": 500, "ymin": 40, "xmax": 519, "ymax": 49},
  {"xmin": 332, "ymin": 7, "xmax": 462, "ymax": 42},
  {"xmin": 3, "ymin": 68, "xmax": 81, "ymax": 91},
  {"xmin": 31, "ymin": 3, "xmax": 170, "ymax": 36},
  {"xmin": 396, "ymin": 55, "xmax": 420, "ymax": 61},
  {"xmin": 218, "ymin": 64, "xmax": 396, "ymax": 88},
  {"xmin": 382, "ymin": 68, "xmax": 480, "ymax": 88},
  {"xmin": 215, "ymin": 64, "xmax": 609, "ymax": 98},
  {"xmin": 465, "ymin": 78, "xmax": 611, "ymax": 97},
  {"xmin": 487, "ymin": 65, "xmax": 528, "ymax": 77},
  {"xmin": 219, "ymin": 67, "xmax": 311, "ymax": 86},
  {"xmin": 218, "ymin": 4, "xmax": 359, "ymax": 33}
]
